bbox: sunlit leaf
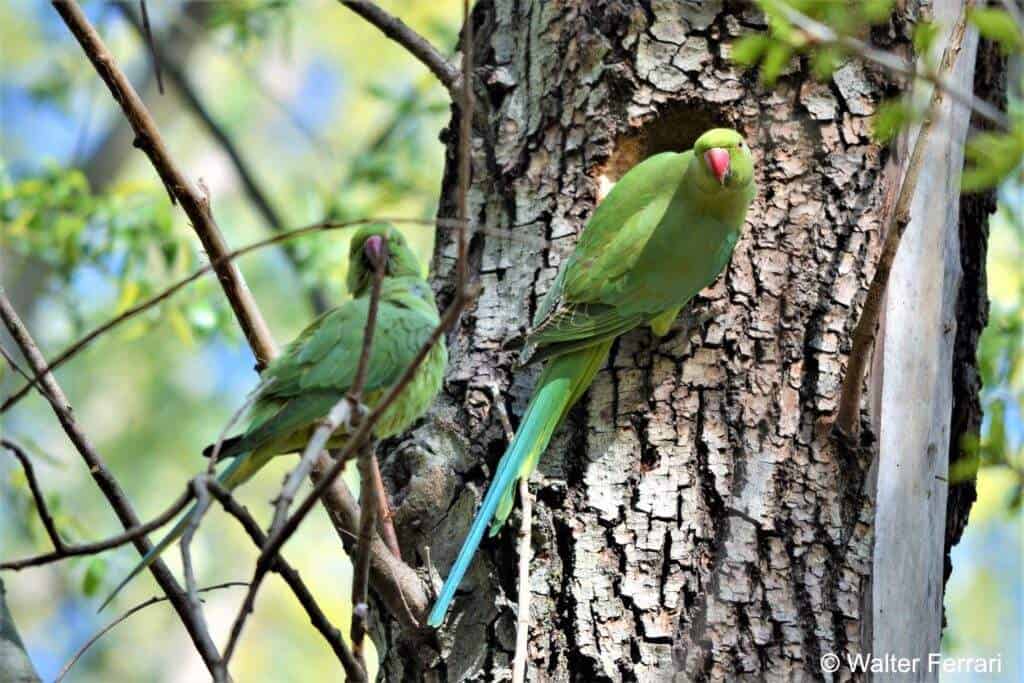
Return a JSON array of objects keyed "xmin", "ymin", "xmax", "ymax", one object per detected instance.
[{"xmin": 969, "ymin": 7, "xmax": 1024, "ymax": 54}]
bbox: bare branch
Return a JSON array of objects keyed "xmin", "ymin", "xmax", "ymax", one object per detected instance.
[
  {"xmin": 835, "ymin": 1, "xmax": 976, "ymax": 436},
  {"xmin": 205, "ymin": 482, "xmax": 364, "ymax": 682},
  {"xmin": 488, "ymin": 384, "xmax": 531, "ymax": 682},
  {"xmin": 52, "ymin": 0, "xmax": 278, "ymax": 369},
  {"xmin": 1, "ymin": 215, "xmax": 535, "ymax": 415},
  {"xmin": 338, "ymin": 0, "xmax": 462, "ymax": 98},
  {"xmin": 0, "ymin": 289, "xmax": 222, "ymax": 673},
  {"xmin": 312, "ymin": 456, "xmax": 426, "ymax": 627},
  {"xmin": 137, "ymin": 0, "xmax": 164, "ymax": 95},
  {"xmin": 455, "ymin": 0, "xmax": 475, "ymax": 292},
  {"xmin": 513, "ymin": 476, "xmax": 533, "ymax": 683},
  {"xmin": 54, "ymin": 582, "xmax": 247, "ymax": 683},
  {"xmin": 776, "ymin": 0, "xmax": 1009, "ymax": 130},
  {"xmin": 0, "ymin": 439, "xmax": 195, "ymax": 571},
  {"xmin": 351, "ymin": 442, "xmax": 379, "ymax": 670},
  {"xmin": 369, "ymin": 455, "xmax": 402, "ymax": 559},
  {"xmin": 118, "ymin": 5, "xmax": 330, "ymax": 314}
]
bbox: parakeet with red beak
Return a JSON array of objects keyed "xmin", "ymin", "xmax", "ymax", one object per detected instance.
[
  {"xmin": 428, "ymin": 128, "xmax": 756, "ymax": 627},
  {"xmin": 102, "ymin": 225, "xmax": 447, "ymax": 609}
]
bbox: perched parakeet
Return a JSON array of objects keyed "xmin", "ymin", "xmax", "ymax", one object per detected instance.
[
  {"xmin": 102, "ymin": 225, "xmax": 447, "ymax": 609},
  {"xmin": 428, "ymin": 128, "xmax": 756, "ymax": 627}
]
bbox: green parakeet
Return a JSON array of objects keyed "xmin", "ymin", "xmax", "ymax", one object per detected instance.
[
  {"xmin": 101, "ymin": 225, "xmax": 447, "ymax": 609},
  {"xmin": 428, "ymin": 128, "xmax": 756, "ymax": 627}
]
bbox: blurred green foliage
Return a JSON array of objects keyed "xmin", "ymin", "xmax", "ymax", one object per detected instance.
[
  {"xmin": 1, "ymin": 1, "xmax": 457, "ymax": 680},
  {"xmin": 733, "ymin": 0, "xmax": 1024, "ymax": 194}
]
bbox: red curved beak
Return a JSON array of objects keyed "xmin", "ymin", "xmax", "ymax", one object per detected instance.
[
  {"xmin": 364, "ymin": 235, "xmax": 387, "ymax": 269},
  {"xmin": 704, "ymin": 148, "xmax": 730, "ymax": 185}
]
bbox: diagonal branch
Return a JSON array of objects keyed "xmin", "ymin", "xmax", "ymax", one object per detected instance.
[
  {"xmin": 1, "ymin": 215, "xmax": 531, "ymax": 415},
  {"xmin": 834, "ymin": 1, "xmax": 976, "ymax": 437},
  {"xmin": 118, "ymin": 5, "xmax": 330, "ymax": 314},
  {"xmin": 52, "ymin": 0, "xmax": 278, "ymax": 369},
  {"xmin": 0, "ymin": 289, "xmax": 223, "ymax": 674},
  {"xmin": 204, "ymin": 482, "xmax": 364, "ymax": 682},
  {"xmin": 54, "ymin": 582, "xmax": 245, "ymax": 683},
  {"xmin": 0, "ymin": 439, "xmax": 195, "ymax": 571},
  {"xmin": 338, "ymin": 0, "xmax": 462, "ymax": 99}
]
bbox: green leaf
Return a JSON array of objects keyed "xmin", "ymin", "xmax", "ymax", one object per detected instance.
[
  {"xmin": 731, "ymin": 34, "xmax": 772, "ymax": 66},
  {"xmin": 82, "ymin": 557, "xmax": 107, "ymax": 597},
  {"xmin": 862, "ymin": 0, "xmax": 896, "ymax": 24},
  {"xmin": 913, "ymin": 20, "xmax": 940, "ymax": 56},
  {"xmin": 759, "ymin": 42, "xmax": 794, "ymax": 85},
  {"xmin": 810, "ymin": 45, "xmax": 842, "ymax": 80},
  {"xmin": 872, "ymin": 98, "xmax": 911, "ymax": 143},
  {"xmin": 969, "ymin": 8, "xmax": 1024, "ymax": 54},
  {"xmin": 962, "ymin": 131, "xmax": 1024, "ymax": 192}
]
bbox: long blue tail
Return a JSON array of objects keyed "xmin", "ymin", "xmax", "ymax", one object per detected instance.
[{"xmin": 427, "ymin": 342, "xmax": 610, "ymax": 627}]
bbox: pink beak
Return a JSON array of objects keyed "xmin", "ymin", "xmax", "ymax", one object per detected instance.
[
  {"xmin": 704, "ymin": 148, "xmax": 730, "ymax": 185},
  {"xmin": 364, "ymin": 235, "xmax": 387, "ymax": 268}
]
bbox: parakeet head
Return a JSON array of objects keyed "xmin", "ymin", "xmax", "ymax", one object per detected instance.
[
  {"xmin": 692, "ymin": 128, "xmax": 754, "ymax": 192},
  {"xmin": 347, "ymin": 224, "xmax": 422, "ymax": 295}
]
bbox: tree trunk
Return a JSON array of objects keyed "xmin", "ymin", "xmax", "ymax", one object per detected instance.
[{"xmin": 374, "ymin": 1, "xmax": 998, "ymax": 680}]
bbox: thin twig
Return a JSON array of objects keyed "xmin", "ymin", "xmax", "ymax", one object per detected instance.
[
  {"xmin": 775, "ymin": 0, "xmax": 1008, "ymax": 130},
  {"xmin": 455, "ymin": 0, "xmax": 474, "ymax": 292},
  {"xmin": 53, "ymin": 0, "xmax": 279, "ymax": 369},
  {"xmin": 311, "ymin": 455, "xmax": 426, "ymax": 628},
  {"xmin": 369, "ymin": 454, "xmax": 402, "ymax": 559},
  {"xmin": 512, "ymin": 476, "xmax": 532, "ymax": 683},
  {"xmin": 488, "ymin": 385, "xmax": 531, "ymax": 682},
  {"xmin": 119, "ymin": 5, "xmax": 330, "ymax": 313},
  {"xmin": 1, "ymin": 439, "xmax": 195, "ymax": 570},
  {"xmin": 137, "ymin": 1, "xmax": 164, "ymax": 94},
  {"xmin": 338, "ymin": 0, "xmax": 462, "ymax": 98},
  {"xmin": 0, "ymin": 289, "xmax": 222, "ymax": 673},
  {"xmin": 1, "ymin": 439, "xmax": 66, "ymax": 555},
  {"xmin": 206, "ymin": 380, "xmax": 272, "ymax": 476},
  {"xmin": 54, "ymin": 582, "xmax": 246, "ymax": 683},
  {"xmin": 205, "ymin": 482, "xmax": 365, "ymax": 682},
  {"xmin": 179, "ymin": 478, "xmax": 212, "ymax": 630},
  {"xmin": 1, "ymin": 216, "xmax": 538, "ymax": 415},
  {"xmin": 834, "ymin": 1, "xmax": 976, "ymax": 437},
  {"xmin": 351, "ymin": 441, "xmax": 379, "ymax": 670}
]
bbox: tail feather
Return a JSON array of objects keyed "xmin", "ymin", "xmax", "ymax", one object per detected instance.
[
  {"xmin": 426, "ymin": 342, "xmax": 611, "ymax": 627},
  {"xmin": 98, "ymin": 449, "xmax": 270, "ymax": 611}
]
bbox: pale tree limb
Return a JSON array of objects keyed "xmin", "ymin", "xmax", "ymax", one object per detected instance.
[
  {"xmin": 0, "ymin": 439, "xmax": 194, "ymax": 571},
  {"xmin": 488, "ymin": 384, "xmax": 531, "ymax": 683},
  {"xmin": 338, "ymin": 0, "xmax": 462, "ymax": 98},
  {"xmin": 0, "ymin": 290, "xmax": 223, "ymax": 675},
  {"xmin": 455, "ymin": 0, "xmax": 475, "ymax": 292},
  {"xmin": 834, "ymin": 1, "xmax": 976, "ymax": 437},
  {"xmin": 54, "ymin": 582, "xmax": 247, "ymax": 683},
  {"xmin": 52, "ymin": 0, "xmax": 279, "ymax": 370},
  {"xmin": 512, "ymin": 477, "xmax": 533, "ymax": 683}
]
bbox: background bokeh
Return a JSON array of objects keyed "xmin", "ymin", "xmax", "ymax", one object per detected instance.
[{"xmin": 0, "ymin": 2, "xmax": 1020, "ymax": 681}]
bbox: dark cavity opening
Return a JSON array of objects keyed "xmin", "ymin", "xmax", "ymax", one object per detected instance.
[{"xmin": 599, "ymin": 106, "xmax": 721, "ymax": 190}]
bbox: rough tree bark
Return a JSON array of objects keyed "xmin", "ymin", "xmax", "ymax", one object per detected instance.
[{"xmin": 371, "ymin": 1, "xmax": 998, "ymax": 680}]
